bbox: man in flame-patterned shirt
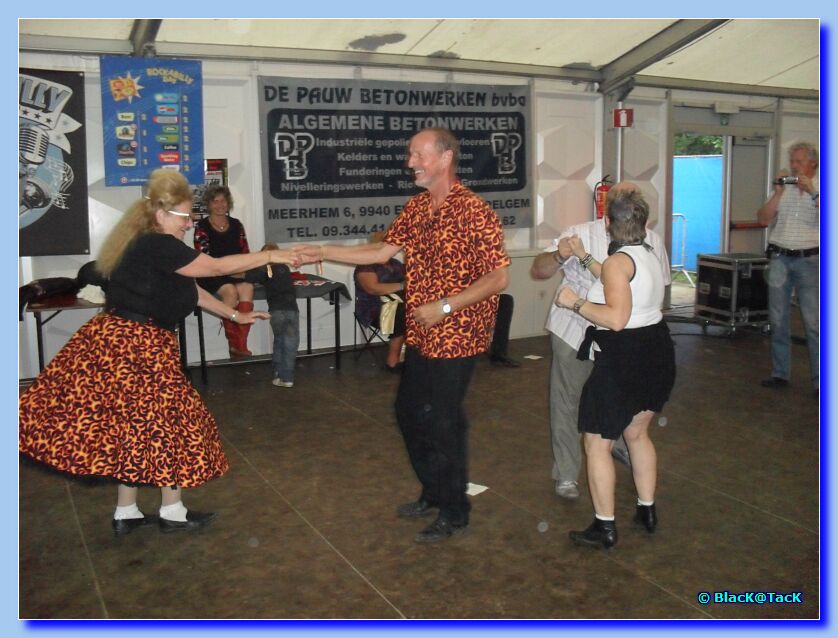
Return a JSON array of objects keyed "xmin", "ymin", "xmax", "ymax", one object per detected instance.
[{"xmin": 297, "ymin": 127, "xmax": 510, "ymax": 543}]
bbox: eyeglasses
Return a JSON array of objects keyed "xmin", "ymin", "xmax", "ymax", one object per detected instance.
[{"xmin": 167, "ymin": 209, "xmax": 192, "ymax": 218}]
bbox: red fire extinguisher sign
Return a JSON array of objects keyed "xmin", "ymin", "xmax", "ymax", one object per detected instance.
[{"xmin": 613, "ymin": 108, "xmax": 634, "ymax": 128}]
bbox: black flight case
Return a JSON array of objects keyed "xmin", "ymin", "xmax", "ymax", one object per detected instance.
[{"xmin": 694, "ymin": 252, "xmax": 769, "ymax": 335}]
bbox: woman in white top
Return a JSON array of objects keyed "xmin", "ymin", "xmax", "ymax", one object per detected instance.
[{"xmin": 557, "ymin": 189, "xmax": 676, "ymax": 549}]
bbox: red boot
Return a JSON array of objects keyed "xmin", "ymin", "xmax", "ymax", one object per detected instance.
[
  {"xmin": 235, "ymin": 301, "xmax": 254, "ymax": 357},
  {"xmin": 222, "ymin": 317, "xmax": 247, "ymax": 359}
]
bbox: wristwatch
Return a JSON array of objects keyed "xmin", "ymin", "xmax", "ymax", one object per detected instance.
[{"xmin": 441, "ymin": 297, "xmax": 452, "ymax": 315}]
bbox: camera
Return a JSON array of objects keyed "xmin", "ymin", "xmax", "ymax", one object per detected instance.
[{"xmin": 773, "ymin": 176, "xmax": 799, "ymax": 185}]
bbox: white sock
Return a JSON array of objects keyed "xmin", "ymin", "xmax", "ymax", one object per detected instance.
[
  {"xmin": 594, "ymin": 513, "xmax": 615, "ymax": 522},
  {"xmin": 159, "ymin": 501, "xmax": 188, "ymax": 522},
  {"xmin": 114, "ymin": 504, "xmax": 143, "ymax": 520},
  {"xmin": 637, "ymin": 498, "xmax": 655, "ymax": 507}
]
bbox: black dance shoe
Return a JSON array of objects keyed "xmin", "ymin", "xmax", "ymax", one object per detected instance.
[
  {"xmin": 414, "ymin": 515, "xmax": 467, "ymax": 543},
  {"xmin": 489, "ymin": 353, "xmax": 520, "ymax": 368},
  {"xmin": 760, "ymin": 377, "xmax": 789, "ymax": 389},
  {"xmin": 634, "ymin": 504, "xmax": 657, "ymax": 533},
  {"xmin": 569, "ymin": 518, "xmax": 618, "ymax": 549},
  {"xmin": 112, "ymin": 515, "xmax": 158, "ymax": 537},
  {"xmin": 396, "ymin": 499, "xmax": 437, "ymax": 519},
  {"xmin": 159, "ymin": 510, "xmax": 218, "ymax": 534}
]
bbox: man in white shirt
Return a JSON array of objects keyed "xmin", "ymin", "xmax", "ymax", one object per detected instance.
[
  {"xmin": 531, "ymin": 182, "xmax": 671, "ymax": 499},
  {"xmin": 756, "ymin": 142, "xmax": 819, "ymax": 396}
]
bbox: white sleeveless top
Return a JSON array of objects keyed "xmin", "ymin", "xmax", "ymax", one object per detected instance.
[{"xmin": 587, "ymin": 244, "xmax": 664, "ymax": 330}]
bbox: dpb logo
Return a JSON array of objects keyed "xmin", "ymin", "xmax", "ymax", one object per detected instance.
[
  {"xmin": 272, "ymin": 132, "xmax": 315, "ymax": 180},
  {"xmin": 490, "ymin": 132, "xmax": 522, "ymax": 175}
]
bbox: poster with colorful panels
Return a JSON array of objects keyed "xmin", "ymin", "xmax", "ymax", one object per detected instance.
[{"xmin": 100, "ymin": 56, "xmax": 204, "ymax": 186}]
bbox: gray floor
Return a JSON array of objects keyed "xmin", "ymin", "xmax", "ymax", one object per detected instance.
[{"xmin": 19, "ymin": 310, "xmax": 819, "ymax": 619}]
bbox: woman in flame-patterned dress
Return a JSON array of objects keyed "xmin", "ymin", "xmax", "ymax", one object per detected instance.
[{"xmin": 20, "ymin": 169, "xmax": 296, "ymax": 536}]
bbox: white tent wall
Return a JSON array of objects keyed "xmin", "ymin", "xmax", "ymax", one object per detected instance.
[
  {"xmin": 617, "ymin": 95, "xmax": 670, "ymax": 231},
  {"xmin": 778, "ymin": 106, "xmax": 820, "ymax": 158},
  {"xmin": 17, "ymin": 51, "xmax": 818, "ymax": 379},
  {"xmin": 525, "ymin": 83, "xmax": 601, "ymax": 338}
]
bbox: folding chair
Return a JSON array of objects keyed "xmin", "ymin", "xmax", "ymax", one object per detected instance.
[{"xmin": 354, "ymin": 300, "xmax": 388, "ymax": 360}]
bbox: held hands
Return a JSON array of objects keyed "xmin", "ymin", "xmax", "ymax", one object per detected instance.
[
  {"xmin": 557, "ymin": 237, "xmax": 574, "ymax": 261},
  {"xmin": 292, "ymin": 244, "xmax": 325, "ymax": 266},
  {"xmin": 567, "ymin": 235, "xmax": 587, "ymax": 260},
  {"xmin": 268, "ymin": 249, "xmax": 300, "ymax": 267},
  {"xmin": 557, "ymin": 236, "xmax": 587, "ymax": 261}
]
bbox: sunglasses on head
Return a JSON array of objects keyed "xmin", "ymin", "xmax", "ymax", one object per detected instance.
[{"xmin": 167, "ymin": 209, "xmax": 192, "ymax": 217}]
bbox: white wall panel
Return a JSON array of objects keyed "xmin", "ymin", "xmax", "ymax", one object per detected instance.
[
  {"xmin": 778, "ymin": 112, "xmax": 819, "ymax": 159},
  {"xmin": 621, "ymin": 97, "xmax": 669, "ymax": 232},
  {"xmin": 534, "ymin": 91, "xmax": 600, "ymax": 248},
  {"xmin": 503, "ymin": 252, "xmax": 560, "ymax": 340},
  {"xmin": 18, "ymin": 52, "xmax": 819, "ymax": 378}
]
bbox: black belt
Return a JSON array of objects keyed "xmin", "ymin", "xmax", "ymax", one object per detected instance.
[
  {"xmin": 577, "ymin": 325, "xmax": 598, "ymax": 361},
  {"xmin": 109, "ymin": 308, "xmax": 176, "ymax": 333},
  {"xmin": 768, "ymin": 244, "xmax": 818, "ymax": 258}
]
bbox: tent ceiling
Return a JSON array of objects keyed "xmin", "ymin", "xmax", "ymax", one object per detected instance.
[
  {"xmin": 19, "ymin": 18, "xmax": 819, "ymax": 98},
  {"xmin": 641, "ymin": 20, "xmax": 819, "ymax": 91}
]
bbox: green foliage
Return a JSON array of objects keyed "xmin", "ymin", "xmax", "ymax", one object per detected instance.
[
  {"xmin": 674, "ymin": 134, "xmax": 723, "ymax": 156},
  {"xmin": 671, "ymin": 270, "xmax": 697, "ymax": 285}
]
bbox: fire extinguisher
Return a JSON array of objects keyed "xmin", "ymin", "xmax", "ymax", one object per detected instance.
[{"xmin": 594, "ymin": 175, "xmax": 612, "ymax": 219}]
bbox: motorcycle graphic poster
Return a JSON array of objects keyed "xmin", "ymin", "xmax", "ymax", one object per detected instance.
[{"xmin": 20, "ymin": 68, "xmax": 90, "ymax": 257}]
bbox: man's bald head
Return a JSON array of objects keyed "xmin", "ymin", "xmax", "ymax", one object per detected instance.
[{"xmin": 606, "ymin": 181, "xmax": 640, "ymax": 203}]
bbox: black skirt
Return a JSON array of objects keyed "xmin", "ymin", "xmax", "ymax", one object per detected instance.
[
  {"xmin": 578, "ymin": 321, "xmax": 676, "ymax": 440},
  {"xmin": 197, "ymin": 275, "xmax": 242, "ymax": 295}
]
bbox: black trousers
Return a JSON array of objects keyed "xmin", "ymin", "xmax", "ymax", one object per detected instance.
[
  {"xmin": 490, "ymin": 293, "xmax": 514, "ymax": 357},
  {"xmin": 392, "ymin": 302, "xmax": 406, "ymax": 338},
  {"xmin": 395, "ymin": 347, "xmax": 478, "ymax": 526}
]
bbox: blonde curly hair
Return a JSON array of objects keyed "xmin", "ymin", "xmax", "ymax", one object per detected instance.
[{"xmin": 97, "ymin": 169, "xmax": 193, "ymax": 275}]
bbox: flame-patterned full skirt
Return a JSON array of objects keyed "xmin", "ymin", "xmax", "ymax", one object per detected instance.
[{"xmin": 19, "ymin": 313, "xmax": 229, "ymax": 487}]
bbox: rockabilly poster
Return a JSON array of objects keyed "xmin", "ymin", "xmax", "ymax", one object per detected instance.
[
  {"xmin": 19, "ymin": 68, "xmax": 90, "ymax": 256},
  {"xmin": 100, "ymin": 56, "xmax": 204, "ymax": 186}
]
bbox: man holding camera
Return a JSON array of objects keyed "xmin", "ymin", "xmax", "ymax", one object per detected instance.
[{"xmin": 757, "ymin": 141, "xmax": 819, "ymax": 397}]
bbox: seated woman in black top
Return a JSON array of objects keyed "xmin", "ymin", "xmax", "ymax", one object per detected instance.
[
  {"xmin": 194, "ymin": 185, "xmax": 255, "ymax": 358},
  {"xmin": 19, "ymin": 169, "xmax": 296, "ymax": 536}
]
